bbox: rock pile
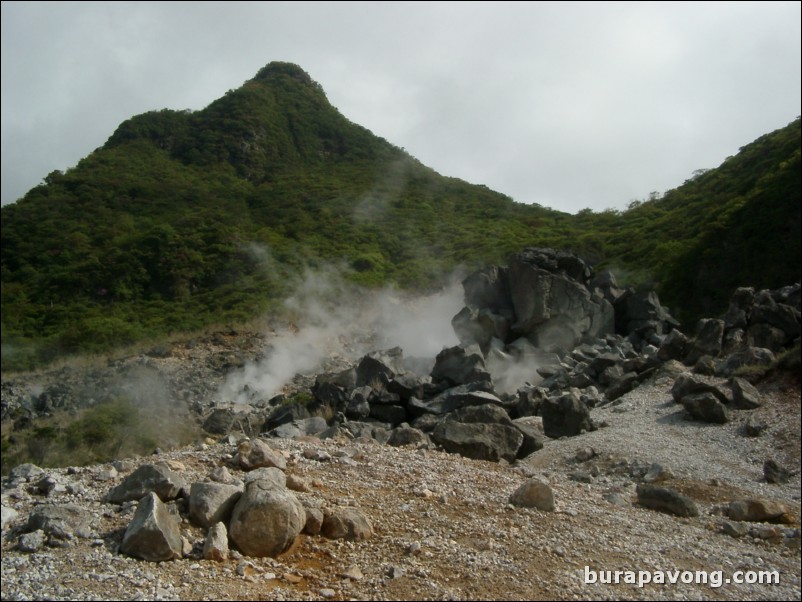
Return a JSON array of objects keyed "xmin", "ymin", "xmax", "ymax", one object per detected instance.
[{"xmin": 206, "ymin": 249, "xmax": 799, "ymax": 459}]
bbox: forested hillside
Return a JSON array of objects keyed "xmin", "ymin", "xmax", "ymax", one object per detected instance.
[{"xmin": 2, "ymin": 62, "xmax": 799, "ymax": 371}]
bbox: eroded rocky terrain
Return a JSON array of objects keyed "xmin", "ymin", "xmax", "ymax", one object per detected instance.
[{"xmin": 2, "ymin": 249, "xmax": 800, "ymax": 600}]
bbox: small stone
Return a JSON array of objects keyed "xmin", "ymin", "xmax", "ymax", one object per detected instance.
[
  {"xmin": 569, "ymin": 471, "xmax": 592, "ymax": 483},
  {"xmin": 643, "ymin": 463, "xmax": 673, "ymax": 483},
  {"xmin": 319, "ymin": 589, "xmax": 336, "ymax": 599},
  {"xmin": 604, "ymin": 493, "xmax": 630, "ymax": 507},
  {"xmin": 721, "ymin": 520, "xmax": 749, "ymax": 538},
  {"xmin": 95, "ymin": 467, "xmax": 118, "ymax": 482},
  {"xmin": 407, "ymin": 542, "xmax": 422, "ymax": 556},
  {"xmin": 509, "ymin": 478, "xmax": 555, "ymax": 511},
  {"xmin": 283, "ymin": 573, "xmax": 303, "ymax": 583},
  {"xmin": 750, "ymin": 525, "xmax": 783, "ymax": 541},
  {"xmin": 303, "ymin": 507, "xmax": 324, "ymax": 536},
  {"xmin": 286, "ymin": 474, "xmax": 311, "ymax": 492},
  {"xmin": 303, "ymin": 448, "xmax": 331, "ymax": 462},
  {"xmin": 321, "ymin": 508, "xmax": 373, "ymax": 541},
  {"xmin": 18, "ymin": 530, "xmax": 46, "ymax": 553},
  {"xmin": 341, "ymin": 565, "xmax": 364, "ymax": 580},
  {"xmin": 203, "ymin": 522, "xmax": 229, "ymax": 562},
  {"xmin": 1, "ymin": 505, "xmax": 20, "ymax": 531},
  {"xmin": 237, "ymin": 561, "xmax": 255, "ymax": 577},
  {"xmin": 742, "ymin": 416, "xmax": 767, "ymax": 437},
  {"xmin": 764, "ymin": 459, "xmax": 791, "ymax": 484}
]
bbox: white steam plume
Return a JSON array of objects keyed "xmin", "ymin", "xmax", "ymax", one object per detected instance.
[{"xmin": 218, "ymin": 263, "xmax": 464, "ymax": 404}]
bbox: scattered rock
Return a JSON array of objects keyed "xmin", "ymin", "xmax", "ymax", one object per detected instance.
[
  {"xmin": 303, "ymin": 506, "xmax": 324, "ymax": 536},
  {"xmin": 229, "ymin": 480, "xmax": 305, "ymax": 557},
  {"xmin": 643, "ymin": 463, "xmax": 673, "ymax": 484},
  {"xmin": 742, "ymin": 416, "xmax": 768, "ymax": 437},
  {"xmin": 27, "ymin": 503, "xmax": 93, "ymax": 540},
  {"xmin": 680, "ymin": 392, "xmax": 729, "ymax": 424},
  {"xmin": 387, "ymin": 426, "xmax": 429, "ymax": 448},
  {"xmin": 636, "ymin": 484, "xmax": 699, "ymax": 517},
  {"xmin": 341, "ymin": 565, "xmax": 364, "ymax": 580},
  {"xmin": 286, "ymin": 474, "xmax": 311, "ymax": 492},
  {"xmin": 235, "ymin": 439, "xmax": 287, "ymax": 471},
  {"xmin": 604, "ymin": 492, "xmax": 630, "ymax": 507},
  {"xmin": 763, "ymin": 459, "xmax": 791, "ymax": 484},
  {"xmin": 120, "ymin": 492, "xmax": 183, "ymax": 562},
  {"xmin": 18, "ymin": 529, "xmax": 46, "ymax": 553},
  {"xmin": 431, "ymin": 420, "xmax": 523, "ymax": 463},
  {"xmin": 202, "ymin": 522, "xmax": 229, "ymax": 562},
  {"xmin": 2, "ymin": 505, "xmax": 20, "ymax": 531},
  {"xmin": 321, "ymin": 508, "xmax": 374, "ymax": 541},
  {"xmin": 107, "ymin": 463, "xmax": 188, "ymax": 504},
  {"xmin": 727, "ymin": 499, "xmax": 794, "ymax": 524},
  {"xmin": 721, "ymin": 520, "xmax": 749, "ymax": 538},
  {"xmin": 188, "ymin": 482, "xmax": 243, "ymax": 529},
  {"xmin": 541, "ymin": 390, "xmax": 594, "ymax": 438},
  {"xmin": 509, "ymin": 478, "xmax": 555, "ymax": 511},
  {"xmin": 730, "ymin": 377, "xmax": 762, "ymax": 409}
]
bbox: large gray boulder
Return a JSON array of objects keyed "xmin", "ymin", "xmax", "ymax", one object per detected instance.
[
  {"xmin": 461, "ymin": 265, "xmax": 514, "ymax": 315},
  {"xmin": 680, "ymin": 392, "xmax": 729, "ymax": 424},
  {"xmin": 235, "ymin": 439, "xmax": 287, "ymax": 471},
  {"xmin": 120, "ymin": 492, "xmax": 183, "ymax": 562},
  {"xmin": 430, "ymin": 345, "xmax": 492, "ymax": 386},
  {"xmin": 670, "ymin": 374, "xmax": 729, "ymax": 404},
  {"xmin": 616, "ymin": 290, "xmax": 674, "ymax": 336},
  {"xmin": 431, "ymin": 420, "xmax": 523, "ymax": 462},
  {"xmin": 730, "ymin": 377, "xmax": 762, "ymax": 409},
  {"xmin": 540, "ymin": 390, "xmax": 594, "ymax": 438},
  {"xmin": 686, "ymin": 319, "xmax": 724, "ymax": 365},
  {"xmin": 229, "ymin": 480, "xmax": 305, "ymax": 558},
  {"xmin": 202, "ymin": 407, "xmax": 256, "ymax": 436},
  {"xmin": 266, "ymin": 416, "xmax": 328, "ymax": 439},
  {"xmin": 188, "ymin": 482, "xmax": 243, "ymax": 529},
  {"xmin": 507, "ymin": 249, "xmax": 613, "ymax": 350},
  {"xmin": 107, "ymin": 463, "xmax": 188, "ymax": 504},
  {"xmin": 345, "ymin": 386, "xmax": 372, "ymax": 420},
  {"xmin": 355, "ymin": 348, "xmax": 405, "ymax": 389},
  {"xmin": 368, "ymin": 402, "xmax": 407, "ymax": 426},
  {"xmin": 452, "ymin": 306, "xmax": 510, "ymax": 350},
  {"xmin": 512, "ymin": 418, "xmax": 545, "ymax": 458},
  {"xmin": 27, "ymin": 504, "xmax": 93, "ymax": 541}
]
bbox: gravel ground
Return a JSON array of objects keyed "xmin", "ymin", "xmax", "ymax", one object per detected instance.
[{"xmin": 1, "ymin": 372, "xmax": 800, "ymax": 601}]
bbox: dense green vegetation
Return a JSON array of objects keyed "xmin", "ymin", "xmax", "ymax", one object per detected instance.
[
  {"xmin": 0, "ymin": 395, "xmax": 198, "ymax": 470},
  {"xmin": 2, "ymin": 62, "xmax": 800, "ymax": 371}
]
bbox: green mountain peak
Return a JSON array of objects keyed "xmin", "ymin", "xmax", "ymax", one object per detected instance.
[{"xmin": 1, "ymin": 61, "xmax": 799, "ymax": 371}]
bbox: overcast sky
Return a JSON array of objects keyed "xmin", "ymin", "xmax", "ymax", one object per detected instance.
[{"xmin": 2, "ymin": 1, "xmax": 800, "ymax": 213}]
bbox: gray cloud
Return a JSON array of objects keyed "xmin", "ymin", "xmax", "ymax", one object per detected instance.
[{"xmin": 2, "ymin": 1, "xmax": 800, "ymax": 213}]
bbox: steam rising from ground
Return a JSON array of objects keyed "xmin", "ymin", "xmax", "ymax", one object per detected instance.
[
  {"xmin": 218, "ymin": 265, "xmax": 463, "ymax": 404},
  {"xmin": 485, "ymin": 353, "xmax": 542, "ymax": 396}
]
